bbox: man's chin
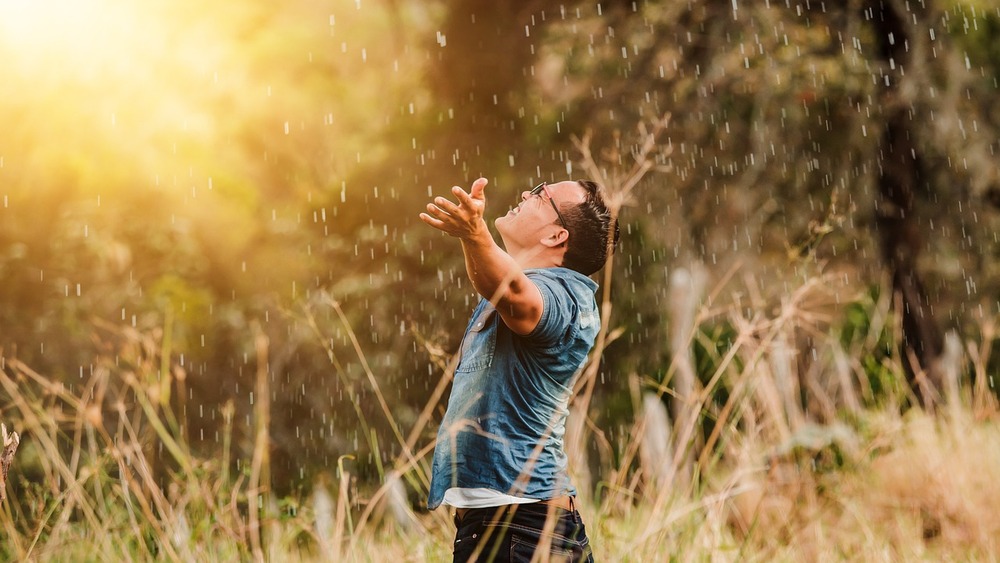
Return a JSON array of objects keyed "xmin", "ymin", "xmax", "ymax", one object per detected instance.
[{"xmin": 494, "ymin": 216, "xmax": 513, "ymax": 245}]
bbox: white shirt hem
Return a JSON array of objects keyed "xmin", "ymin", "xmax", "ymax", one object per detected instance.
[{"xmin": 441, "ymin": 487, "xmax": 542, "ymax": 509}]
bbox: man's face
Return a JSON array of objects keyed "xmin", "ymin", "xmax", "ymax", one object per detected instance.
[{"xmin": 495, "ymin": 180, "xmax": 586, "ymax": 250}]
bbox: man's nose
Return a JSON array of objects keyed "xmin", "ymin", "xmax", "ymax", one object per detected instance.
[{"xmin": 520, "ymin": 191, "xmax": 531, "ymax": 201}]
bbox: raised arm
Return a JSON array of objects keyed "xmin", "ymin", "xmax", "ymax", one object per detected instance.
[{"xmin": 419, "ymin": 178, "xmax": 543, "ymax": 335}]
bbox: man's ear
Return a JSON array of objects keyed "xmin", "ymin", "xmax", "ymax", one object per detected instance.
[{"xmin": 541, "ymin": 227, "xmax": 569, "ymax": 248}]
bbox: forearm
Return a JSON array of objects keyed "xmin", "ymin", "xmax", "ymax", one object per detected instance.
[
  {"xmin": 460, "ymin": 225, "xmax": 525, "ymax": 302},
  {"xmin": 460, "ymin": 226, "xmax": 540, "ymax": 330}
]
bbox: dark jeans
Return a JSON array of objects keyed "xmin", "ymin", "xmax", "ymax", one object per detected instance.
[{"xmin": 452, "ymin": 503, "xmax": 595, "ymax": 562}]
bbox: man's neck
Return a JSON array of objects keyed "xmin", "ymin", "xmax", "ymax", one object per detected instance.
[{"xmin": 508, "ymin": 246, "xmax": 564, "ymax": 270}]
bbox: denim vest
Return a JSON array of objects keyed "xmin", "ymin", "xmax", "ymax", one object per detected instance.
[{"xmin": 427, "ymin": 268, "xmax": 600, "ymax": 510}]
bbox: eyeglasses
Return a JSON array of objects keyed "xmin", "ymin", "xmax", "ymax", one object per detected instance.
[{"xmin": 530, "ymin": 182, "xmax": 568, "ymax": 231}]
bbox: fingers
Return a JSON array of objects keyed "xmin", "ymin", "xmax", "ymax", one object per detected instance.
[
  {"xmin": 469, "ymin": 177, "xmax": 488, "ymax": 199},
  {"xmin": 432, "ymin": 195, "xmax": 460, "ymax": 215},
  {"xmin": 418, "ymin": 212, "xmax": 446, "ymax": 230},
  {"xmin": 452, "ymin": 178, "xmax": 487, "ymax": 207},
  {"xmin": 451, "ymin": 186, "xmax": 473, "ymax": 207},
  {"xmin": 424, "ymin": 201, "xmax": 454, "ymax": 222},
  {"xmin": 419, "ymin": 178, "xmax": 488, "ymax": 233}
]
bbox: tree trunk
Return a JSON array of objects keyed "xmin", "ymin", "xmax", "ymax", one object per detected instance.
[
  {"xmin": 869, "ymin": 0, "xmax": 944, "ymax": 409},
  {"xmin": 425, "ymin": 0, "xmax": 547, "ymax": 150}
]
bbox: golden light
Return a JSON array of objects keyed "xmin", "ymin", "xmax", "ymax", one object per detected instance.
[
  {"xmin": 0, "ymin": 0, "xmax": 153, "ymax": 76},
  {"xmin": 0, "ymin": 0, "xmax": 427, "ymax": 202},
  {"xmin": 0, "ymin": 0, "xmax": 241, "ymax": 196}
]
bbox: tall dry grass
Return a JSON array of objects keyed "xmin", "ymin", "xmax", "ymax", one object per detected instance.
[
  {"xmin": 0, "ymin": 323, "xmax": 272, "ymax": 561},
  {"xmin": 1, "ymin": 263, "xmax": 999, "ymax": 561}
]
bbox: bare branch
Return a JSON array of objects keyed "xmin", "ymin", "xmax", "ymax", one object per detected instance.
[{"xmin": 570, "ymin": 113, "xmax": 675, "ymax": 413}]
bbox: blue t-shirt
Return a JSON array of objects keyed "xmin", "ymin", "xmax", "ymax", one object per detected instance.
[{"xmin": 427, "ymin": 267, "xmax": 600, "ymax": 510}]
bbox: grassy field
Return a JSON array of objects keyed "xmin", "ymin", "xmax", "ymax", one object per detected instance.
[
  {"xmin": 2, "ymin": 273, "xmax": 1000, "ymax": 562},
  {"xmin": 2, "ymin": 400, "xmax": 999, "ymax": 561}
]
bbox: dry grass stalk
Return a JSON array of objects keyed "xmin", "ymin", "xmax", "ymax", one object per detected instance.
[
  {"xmin": 967, "ymin": 317, "xmax": 999, "ymax": 418},
  {"xmin": 306, "ymin": 296, "xmax": 457, "ymax": 547},
  {"xmin": 767, "ymin": 331, "xmax": 801, "ymax": 438},
  {"xmin": 567, "ymin": 114, "xmax": 674, "ymax": 499},
  {"xmin": 309, "ymin": 295, "xmax": 448, "ymax": 540},
  {"xmin": 0, "ymin": 423, "xmax": 19, "ymax": 504},
  {"xmin": 596, "ymin": 376, "xmax": 660, "ymax": 516},
  {"xmin": 332, "ymin": 455, "xmax": 353, "ymax": 560},
  {"xmin": 312, "ymin": 476, "xmax": 336, "ymax": 560},
  {"xmin": 754, "ymin": 340, "xmax": 793, "ymax": 443},
  {"xmin": 936, "ymin": 331, "xmax": 965, "ymax": 416},
  {"xmin": 638, "ymin": 394, "xmax": 674, "ymax": 491},
  {"xmin": 248, "ymin": 330, "xmax": 271, "ymax": 562},
  {"xmin": 383, "ymin": 470, "xmax": 417, "ymax": 532},
  {"xmin": 571, "ymin": 114, "xmax": 674, "ymax": 407},
  {"xmin": 667, "ymin": 266, "xmax": 704, "ymax": 491},
  {"xmin": 326, "ymin": 297, "xmax": 415, "ymax": 467},
  {"xmin": 831, "ymin": 340, "xmax": 862, "ymax": 416}
]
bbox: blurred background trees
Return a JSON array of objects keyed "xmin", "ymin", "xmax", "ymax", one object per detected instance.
[{"xmin": 1, "ymin": 0, "xmax": 998, "ymax": 497}]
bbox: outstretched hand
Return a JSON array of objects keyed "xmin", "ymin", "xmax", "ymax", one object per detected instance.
[{"xmin": 419, "ymin": 178, "xmax": 489, "ymax": 239}]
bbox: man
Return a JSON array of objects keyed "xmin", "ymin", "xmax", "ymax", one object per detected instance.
[{"xmin": 419, "ymin": 176, "xmax": 618, "ymax": 562}]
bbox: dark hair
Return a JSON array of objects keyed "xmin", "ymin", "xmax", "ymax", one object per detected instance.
[{"xmin": 559, "ymin": 180, "xmax": 620, "ymax": 275}]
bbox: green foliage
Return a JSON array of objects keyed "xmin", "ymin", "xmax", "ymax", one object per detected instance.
[
  {"xmin": 692, "ymin": 321, "xmax": 740, "ymax": 388},
  {"xmin": 838, "ymin": 286, "xmax": 910, "ymax": 407},
  {"xmin": 945, "ymin": 1, "xmax": 1000, "ymax": 80}
]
